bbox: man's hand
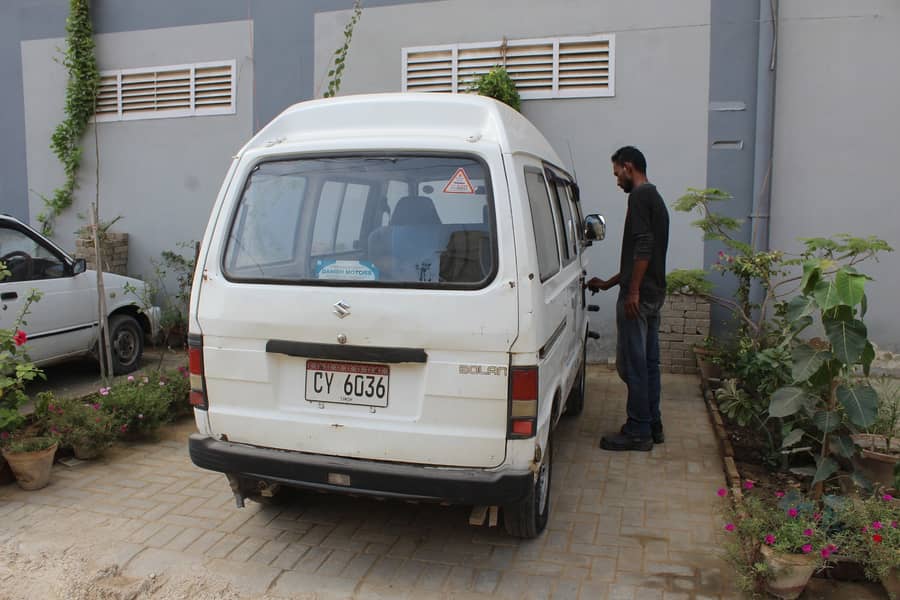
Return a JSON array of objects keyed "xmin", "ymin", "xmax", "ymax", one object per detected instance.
[
  {"xmin": 586, "ymin": 277, "xmax": 609, "ymax": 294},
  {"xmin": 624, "ymin": 289, "xmax": 640, "ymax": 320}
]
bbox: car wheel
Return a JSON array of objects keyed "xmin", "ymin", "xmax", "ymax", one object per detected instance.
[
  {"xmin": 503, "ymin": 435, "xmax": 552, "ymax": 539},
  {"xmin": 564, "ymin": 336, "xmax": 587, "ymax": 417},
  {"xmin": 108, "ymin": 314, "xmax": 144, "ymax": 375}
]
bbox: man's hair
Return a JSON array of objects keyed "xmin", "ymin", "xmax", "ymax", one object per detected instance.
[{"xmin": 611, "ymin": 146, "xmax": 647, "ymax": 174}]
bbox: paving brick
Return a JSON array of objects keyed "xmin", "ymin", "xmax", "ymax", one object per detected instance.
[
  {"xmin": 228, "ymin": 536, "xmax": 267, "ymax": 562},
  {"xmin": 185, "ymin": 530, "xmax": 226, "ymax": 555},
  {"xmin": 205, "ymin": 558, "xmax": 281, "ymax": 596},
  {"xmin": 270, "ymin": 542, "xmax": 311, "ymax": 570},
  {"xmin": 124, "ymin": 547, "xmax": 203, "ymax": 578},
  {"xmin": 272, "ymin": 571, "xmax": 358, "ymax": 598},
  {"xmin": 164, "ymin": 527, "xmax": 205, "ymax": 552},
  {"xmin": 206, "ymin": 533, "xmax": 246, "ymax": 559}
]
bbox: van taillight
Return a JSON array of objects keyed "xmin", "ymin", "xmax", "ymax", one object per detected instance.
[
  {"xmin": 188, "ymin": 333, "xmax": 207, "ymax": 410},
  {"xmin": 509, "ymin": 366, "xmax": 538, "ymax": 439}
]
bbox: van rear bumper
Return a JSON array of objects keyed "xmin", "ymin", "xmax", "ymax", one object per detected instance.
[{"xmin": 189, "ymin": 434, "xmax": 532, "ymax": 505}]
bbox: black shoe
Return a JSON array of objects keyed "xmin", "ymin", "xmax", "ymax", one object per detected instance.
[
  {"xmin": 620, "ymin": 423, "xmax": 665, "ymax": 444},
  {"xmin": 600, "ymin": 432, "xmax": 653, "ymax": 452}
]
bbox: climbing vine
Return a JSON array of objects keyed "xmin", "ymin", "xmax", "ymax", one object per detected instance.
[
  {"xmin": 323, "ymin": 0, "xmax": 363, "ymax": 98},
  {"xmin": 470, "ymin": 65, "xmax": 521, "ymax": 112},
  {"xmin": 39, "ymin": 0, "xmax": 99, "ymax": 236}
]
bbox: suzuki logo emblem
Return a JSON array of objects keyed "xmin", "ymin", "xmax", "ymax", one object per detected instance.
[{"xmin": 333, "ymin": 300, "xmax": 351, "ymax": 319}]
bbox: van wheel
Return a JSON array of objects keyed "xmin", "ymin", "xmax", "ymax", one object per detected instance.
[
  {"xmin": 564, "ymin": 337, "xmax": 587, "ymax": 417},
  {"xmin": 503, "ymin": 436, "xmax": 552, "ymax": 539},
  {"xmin": 109, "ymin": 314, "xmax": 144, "ymax": 375}
]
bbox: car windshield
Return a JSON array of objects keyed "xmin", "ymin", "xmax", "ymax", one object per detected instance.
[{"xmin": 223, "ymin": 155, "xmax": 496, "ymax": 288}]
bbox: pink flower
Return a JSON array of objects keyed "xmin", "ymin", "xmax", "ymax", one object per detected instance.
[
  {"xmin": 872, "ymin": 521, "xmax": 883, "ymax": 530},
  {"xmin": 788, "ymin": 508, "xmax": 799, "ymax": 518},
  {"xmin": 743, "ymin": 480, "xmax": 755, "ymax": 490},
  {"xmin": 0, "ymin": 431, "xmax": 9, "ymax": 440},
  {"xmin": 775, "ymin": 491, "xmax": 785, "ymax": 498},
  {"xmin": 813, "ymin": 512, "xmax": 822, "ymax": 522},
  {"xmin": 92, "ymin": 403, "xmax": 100, "ymax": 410},
  {"xmin": 127, "ymin": 375, "xmax": 135, "ymax": 382},
  {"xmin": 765, "ymin": 534, "xmax": 776, "ymax": 545},
  {"xmin": 142, "ymin": 377, "xmax": 149, "ymax": 384},
  {"xmin": 724, "ymin": 523, "xmax": 735, "ymax": 532},
  {"xmin": 119, "ymin": 424, "xmax": 128, "ymax": 433},
  {"xmin": 99, "ymin": 387, "xmax": 110, "ymax": 396},
  {"xmin": 13, "ymin": 330, "xmax": 27, "ymax": 346},
  {"xmin": 717, "ymin": 488, "xmax": 727, "ymax": 497},
  {"xmin": 862, "ymin": 526, "xmax": 868, "ymax": 533},
  {"xmin": 821, "ymin": 548, "xmax": 832, "ymax": 559},
  {"xmin": 802, "ymin": 544, "xmax": 813, "ymax": 554},
  {"xmin": 884, "ymin": 494, "xmax": 895, "ymax": 502},
  {"xmin": 803, "ymin": 529, "xmax": 813, "ymax": 537},
  {"xmin": 891, "ymin": 522, "xmax": 898, "ymax": 529}
]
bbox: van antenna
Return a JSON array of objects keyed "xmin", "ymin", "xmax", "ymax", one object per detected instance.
[{"xmin": 566, "ymin": 140, "xmax": 578, "ymax": 181}]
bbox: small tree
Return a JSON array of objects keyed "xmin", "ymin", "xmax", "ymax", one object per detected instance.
[
  {"xmin": 470, "ymin": 66, "xmax": 521, "ymax": 112},
  {"xmin": 323, "ymin": 0, "xmax": 363, "ymax": 98}
]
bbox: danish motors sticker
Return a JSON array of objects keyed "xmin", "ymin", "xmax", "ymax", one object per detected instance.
[{"xmin": 443, "ymin": 168, "xmax": 475, "ymax": 194}]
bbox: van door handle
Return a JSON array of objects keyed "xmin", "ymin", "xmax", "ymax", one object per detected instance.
[{"xmin": 0, "ymin": 292, "xmax": 17, "ymax": 301}]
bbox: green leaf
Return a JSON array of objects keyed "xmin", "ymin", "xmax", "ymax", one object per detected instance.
[
  {"xmin": 801, "ymin": 261, "xmax": 822, "ymax": 295},
  {"xmin": 860, "ymin": 293, "xmax": 868, "ymax": 318},
  {"xmin": 769, "ymin": 387, "xmax": 814, "ymax": 418},
  {"xmin": 791, "ymin": 315, "xmax": 814, "ymax": 334},
  {"xmin": 861, "ymin": 342, "xmax": 875, "ymax": 377},
  {"xmin": 786, "ymin": 295, "xmax": 816, "ymax": 323},
  {"xmin": 814, "ymin": 279, "xmax": 841, "ymax": 310},
  {"xmin": 781, "ymin": 429, "xmax": 805, "ymax": 448},
  {"xmin": 813, "ymin": 457, "xmax": 839, "ymax": 484},
  {"xmin": 835, "ymin": 270, "xmax": 866, "ymax": 307},
  {"xmin": 824, "ymin": 318, "xmax": 867, "ymax": 365},
  {"xmin": 813, "ymin": 410, "xmax": 841, "ymax": 433},
  {"xmin": 792, "ymin": 344, "xmax": 831, "ymax": 382},
  {"xmin": 836, "ymin": 384, "xmax": 879, "ymax": 428},
  {"xmin": 832, "ymin": 435, "xmax": 857, "ymax": 459}
]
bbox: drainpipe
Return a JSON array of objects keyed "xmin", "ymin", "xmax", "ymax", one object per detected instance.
[{"xmin": 750, "ymin": 0, "xmax": 778, "ymax": 252}]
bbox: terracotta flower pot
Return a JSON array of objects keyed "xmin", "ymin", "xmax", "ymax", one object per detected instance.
[
  {"xmin": 1, "ymin": 441, "xmax": 58, "ymax": 491},
  {"xmin": 850, "ymin": 434, "xmax": 900, "ymax": 490},
  {"xmin": 884, "ymin": 567, "xmax": 900, "ymax": 600},
  {"xmin": 693, "ymin": 346, "xmax": 722, "ymax": 390},
  {"xmin": 72, "ymin": 443, "xmax": 102, "ymax": 460},
  {"xmin": 760, "ymin": 545, "xmax": 819, "ymax": 599}
]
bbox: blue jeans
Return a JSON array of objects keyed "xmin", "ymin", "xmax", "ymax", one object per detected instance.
[{"xmin": 616, "ymin": 293, "xmax": 664, "ymax": 438}]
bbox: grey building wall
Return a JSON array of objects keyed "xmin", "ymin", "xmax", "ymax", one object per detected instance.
[
  {"xmin": 21, "ymin": 21, "xmax": 254, "ymax": 283},
  {"xmin": 770, "ymin": 0, "xmax": 900, "ymax": 351},
  {"xmin": 315, "ymin": 0, "xmax": 712, "ymax": 360}
]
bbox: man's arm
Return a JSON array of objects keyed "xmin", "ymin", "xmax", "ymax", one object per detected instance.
[
  {"xmin": 587, "ymin": 273, "xmax": 620, "ymax": 293},
  {"xmin": 624, "ymin": 189, "xmax": 655, "ymax": 318}
]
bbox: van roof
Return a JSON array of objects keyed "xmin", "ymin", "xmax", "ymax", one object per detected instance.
[{"xmin": 240, "ymin": 93, "xmax": 566, "ymax": 170}]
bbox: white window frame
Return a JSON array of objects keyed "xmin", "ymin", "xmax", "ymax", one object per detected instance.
[
  {"xmin": 402, "ymin": 34, "xmax": 615, "ymax": 100},
  {"xmin": 94, "ymin": 59, "xmax": 237, "ymax": 123}
]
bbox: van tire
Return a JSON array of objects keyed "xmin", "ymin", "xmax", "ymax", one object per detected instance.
[
  {"xmin": 109, "ymin": 314, "xmax": 144, "ymax": 375},
  {"xmin": 564, "ymin": 336, "xmax": 587, "ymax": 417},
  {"xmin": 503, "ymin": 436, "xmax": 552, "ymax": 539}
]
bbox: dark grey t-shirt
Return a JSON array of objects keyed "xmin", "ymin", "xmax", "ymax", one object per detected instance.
[{"xmin": 620, "ymin": 183, "xmax": 669, "ymax": 303}]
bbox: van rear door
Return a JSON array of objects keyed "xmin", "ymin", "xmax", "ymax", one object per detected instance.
[{"xmin": 197, "ymin": 153, "xmax": 517, "ymax": 468}]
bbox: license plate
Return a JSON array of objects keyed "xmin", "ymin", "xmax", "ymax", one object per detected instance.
[{"xmin": 305, "ymin": 360, "xmax": 390, "ymax": 407}]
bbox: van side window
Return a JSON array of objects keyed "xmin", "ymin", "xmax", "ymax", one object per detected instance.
[
  {"xmin": 568, "ymin": 184, "xmax": 585, "ymax": 244},
  {"xmin": 552, "ymin": 181, "xmax": 577, "ymax": 261},
  {"xmin": 524, "ymin": 169, "xmax": 560, "ymax": 282}
]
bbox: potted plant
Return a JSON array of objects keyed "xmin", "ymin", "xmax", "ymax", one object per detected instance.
[
  {"xmin": 720, "ymin": 485, "xmax": 833, "ymax": 599},
  {"xmin": 37, "ymin": 393, "xmax": 116, "ymax": 460},
  {"xmin": 833, "ymin": 494, "xmax": 900, "ymax": 598},
  {"xmin": 1, "ymin": 435, "xmax": 58, "ymax": 490},
  {"xmin": 851, "ymin": 377, "xmax": 900, "ymax": 491},
  {"xmin": 97, "ymin": 372, "xmax": 174, "ymax": 440},
  {"xmin": 0, "ymin": 263, "xmax": 45, "ymax": 485}
]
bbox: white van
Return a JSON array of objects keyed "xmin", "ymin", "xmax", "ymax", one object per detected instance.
[{"xmin": 188, "ymin": 93, "xmax": 605, "ymax": 538}]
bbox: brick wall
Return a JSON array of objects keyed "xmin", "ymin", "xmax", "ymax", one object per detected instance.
[
  {"xmin": 659, "ymin": 293, "xmax": 710, "ymax": 374},
  {"xmin": 74, "ymin": 232, "xmax": 128, "ymax": 276}
]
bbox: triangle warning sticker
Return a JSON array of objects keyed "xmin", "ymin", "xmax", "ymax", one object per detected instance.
[{"xmin": 443, "ymin": 168, "xmax": 475, "ymax": 194}]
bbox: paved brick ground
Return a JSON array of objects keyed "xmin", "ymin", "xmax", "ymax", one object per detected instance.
[{"xmin": 0, "ymin": 369, "xmax": 738, "ymax": 599}]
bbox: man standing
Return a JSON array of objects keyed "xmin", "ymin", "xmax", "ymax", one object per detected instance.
[{"xmin": 588, "ymin": 146, "xmax": 669, "ymax": 452}]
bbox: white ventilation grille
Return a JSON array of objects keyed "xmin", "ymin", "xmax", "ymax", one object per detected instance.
[
  {"xmin": 94, "ymin": 60, "xmax": 236, "ymax": 122},
  {"xmin": 402, "ymin": 35, "xmax": 614, "ymax": 100}
]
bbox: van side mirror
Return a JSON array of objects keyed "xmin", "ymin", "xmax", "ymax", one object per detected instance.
[
  {"xmin": 72, "ymin": 258, "xmax": 87, "ymax": 275},
  {"xmin": 584, "ymin": 215, "xmax": 606, "ymax": 241}
]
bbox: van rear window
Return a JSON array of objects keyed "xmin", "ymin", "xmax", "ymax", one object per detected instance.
[{"xmin": 223, "ymin": 155, "xmax": 496, "ymax": 288}]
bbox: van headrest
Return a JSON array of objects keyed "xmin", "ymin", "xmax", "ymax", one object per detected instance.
[{"xmin": 391, "ymin": 195, "xmax": 441, "ymax": 226}]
